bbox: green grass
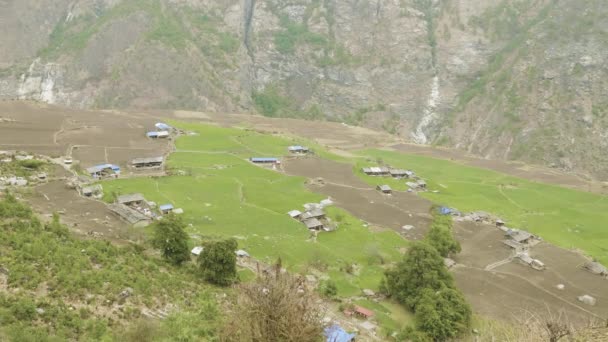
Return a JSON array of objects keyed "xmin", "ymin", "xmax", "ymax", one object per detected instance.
[
  {"xmin": 101, "ymin": 123, "xmax": 408, "ymax": 295},
  {"xmin": 354, "ymin": 299, "xmax": 413, "ymax": 334},
  {"xmin": 357, "ymin": 149, "xmax": 608, "ymax": 265},
  {"xmin": 0, "ymin": 195, "xmax": 219, "ymax": 341}
]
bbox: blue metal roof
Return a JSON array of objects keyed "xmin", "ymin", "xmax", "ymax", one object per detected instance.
[
  {"xmin": 250, "ymin": 157, "xmax": 278, "ymax": 162},
  {"xmin": 159, "ymin": 204, "xmax": 174, "ymax": 211},
  {"xmin": 155, "ymin": 123, "xmax": 171, "ymax": 130},
  {"xmin": 147, "ymin": 131, "xmax": 160, "ymax": 137},
  {"xmin": 324, "ymin": 325, "xmax": 355, "ymax": 342},
  {"xmin": 438, "ymin": 206, "xmax": 452, "ymax": 215},
  {"xmin": 87, "ymin": 164, "xmax": 120, "ymax": 174}
]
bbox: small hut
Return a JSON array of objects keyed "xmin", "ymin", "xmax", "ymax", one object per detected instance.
[{"xmin": 377, "ymin": 185, "xmax": 392, "ymax": 194}]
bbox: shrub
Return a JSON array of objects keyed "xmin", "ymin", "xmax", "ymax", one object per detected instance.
[{"xmin": 198, "ymin": 238, "xmax": 238, "ymax": 286}]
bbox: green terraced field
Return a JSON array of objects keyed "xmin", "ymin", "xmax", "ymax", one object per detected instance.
[{"xmin": 102, "ymin": 123, "xmax": 408, "ymax": 298}]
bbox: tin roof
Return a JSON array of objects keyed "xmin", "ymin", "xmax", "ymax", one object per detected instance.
[
  {"xmin": 132, "ymin": 156, "xmax": 164, "ymax": 165},
  {"xmin": 117, "ymin": 193, "xmax": 146, "ymax": 204}
]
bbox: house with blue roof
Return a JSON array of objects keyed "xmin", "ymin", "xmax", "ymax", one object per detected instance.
[
  {"xmin": 155, "ymin": 122, "xmax": 171, "ymax": 131},
  {"xmin": 159, "ymin": 203, "xmax": 174, "ymax": 215},
  {"xmin": 147, "ymin": 131, "xmax": 169, "ymax": 139},
  {"xmin": 86, "ymin": 164, "xmax": 121, "ymax": 178},
  {"xmin": 249, "ymin": 157, "xmax": 279, "ymax": 164},
  {"xmin": 324, "ymin": 325, "xmax": 355, "ymax": 342}
]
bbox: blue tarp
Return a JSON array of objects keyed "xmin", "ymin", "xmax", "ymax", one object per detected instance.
[
  {"xmin": 147, "ymin": 131, "xmax": 160, "ymax": 137},
  {"xmin": 324, "ymin": 325, "xmax": 355, "ymax": 342}
]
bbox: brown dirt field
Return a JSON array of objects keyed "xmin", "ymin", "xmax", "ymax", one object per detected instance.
[
  {"xmin": 23, "ymin": 180, "xmax": 143, "ymax": 243},
  {"xmin": 283, "ymin": 157, "xmax": 433, "ymax": 239},
  {"xmin": 453, "ymin": 221, "xmax": 608, "ymax": 324},
  {"xmin": 0, "ymin": 101, "xmax": 171, "ymax": 170}
]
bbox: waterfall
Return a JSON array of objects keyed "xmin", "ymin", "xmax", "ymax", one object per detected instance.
[{"xmin": 411, "ymin": 75, "xmax": 440, "ymax": 144}]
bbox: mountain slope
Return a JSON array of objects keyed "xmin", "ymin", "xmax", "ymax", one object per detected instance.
[{"xmin": 0, "ymin": 0, "xmax": 607, "ymax": 178}]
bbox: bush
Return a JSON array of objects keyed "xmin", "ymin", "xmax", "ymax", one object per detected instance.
[
  {"xmin": 150, "ymin": 214, "xmax": 190, "ymax": 265},
  {"xmin": 319, "ymin": 279, "xmax": 338, "ymax": 298},
  {"xmin": 198, "ymin": 238, "xmax": 238, "ymax": 286}
]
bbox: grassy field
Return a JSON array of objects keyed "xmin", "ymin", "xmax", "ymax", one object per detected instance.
[
  {"xmin": 356, "ymin": 149, "xmax": 608, "ymax": 265},
  {"xmin": 102, "ymin": 123, "xmax": 408, "ymax": 299}
]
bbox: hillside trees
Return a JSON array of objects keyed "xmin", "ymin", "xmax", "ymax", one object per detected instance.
[
  {"xmin": 221, "ymin": 261, "xmax": 324, "ymax": 341},
  {"xmin": 414, "ymin": 288, "xmax": 472, "ymax": 341},
  {"xmin": 384, "ymin": 242, "xmax": 454, "ymax": 310},
  {"xmin": 425, "ymin": 211, "xmax": 461, "ymax": 257},
  {"xmin": 198, "ymin": 238, "xmax": 238, "ymax": 286},
  {"xmin": 385, "ymin": 207, "xmax": 471, "ymax": 340},
  {"xmin": 151, "ymin": 214, "xmax": 190, "ymax": 265}
]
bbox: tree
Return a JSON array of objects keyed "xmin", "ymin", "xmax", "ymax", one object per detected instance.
[
  {"xmin": 426, "ymin": 225, "xmax": 460, "ymax": 258},
  {"xmin": 150, "ymin": 214, "xmax": 190, "ymax": 265},
  {"xmin": 319, "ymin": 279, "xmax": 338, "ymax": 298},
  {"xmin": 384, "ymin": 242, "xmax": 453, "ymax": 309},
  {"xmin": 414, "ymin": 287, "xmax": 472, "ymax": 341},
  {"xmin": 221, "ymin": 262, "xmax": 324, "ymax": 342},
  {"xmin": 198, "ymin": 238, "xmax": 238, "ymax": 286}
]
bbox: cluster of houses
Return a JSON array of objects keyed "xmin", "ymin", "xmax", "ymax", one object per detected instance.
[
  {"xmin": 107, "ymin": 192, "xmax": 183, "ymax": 227},
  {"xmin": 0, "ymin": 151, "xmax": 48, "ymax": 189},
  {"xmin": 362, "ymin": 166, "xmax": 414, "ymax": 179},
  {"xmin": 288, "ymin": 199, "xmax": 334, "ymax": 232},
  {"xmin": 362, "ymin": 165, "xmax": 428, "ymax": 192},
  {"xmin": 146, "ymin": 122, "xmax": 172, "ymax": 139}
]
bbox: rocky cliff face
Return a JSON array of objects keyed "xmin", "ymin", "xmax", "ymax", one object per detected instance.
[{"xmin": 0, "ymin": 0, "xmax": 607, "ymax": 178}]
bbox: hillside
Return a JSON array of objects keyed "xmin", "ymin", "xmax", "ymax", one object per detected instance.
[
  {"xmin": 0, "ymin": 194, "xmax": 220, "ymax": 341},
  {"xmin": 0, "ymin": 0, "xmax": 607, "ymax": 179}
]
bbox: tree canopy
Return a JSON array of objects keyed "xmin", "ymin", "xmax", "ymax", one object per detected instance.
[
  {"xmin": 150, "ymin": 214, "xmax": 190, "ymax": 265},
  {"xmin": 385, "ymin": 241, "xmax": 454, "ymax": 310},
  {"xmin": 198, "ymin": 238, "xmax": 238, "ymax": 286},
  {"xmin": 426, "ymin": 210, "xmax": 460, "ymax": 258},
  {"xmin": 414, "ymin": 287, "xmax": 472, "ymax": 341}
]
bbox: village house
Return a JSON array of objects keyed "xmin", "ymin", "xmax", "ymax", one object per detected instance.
[
  {"xmin": 377, "ymin": 185, "xmax": 392, "ymax": 194},
  {"xmin": 249, "ymin": 157, "xmax": 280, "ymax": 164},
  {"xmin": 516, "ymin": 253, "xmax": 545, "ymax": 271},
  {"xmin": 344, "ymin": 305, "xmax": 374, "ymax": 320},
  {"xmin": 155, "ymin": 122, "xmax": 171, "ymax": 131},
  {"xmin": 159, "ymin": 203, "xmax": 174, "ymax": 215},
  {"xmin": 81, "ymin": 184, "xmax": 103, "ymax": 198},
  {"xmin": 108, "ymin": 203, "xmax": 151, "ymax": 227},
  {"xmin": 389, "ymin": 169, "xmax": 408, "ymax": 178},
  {"xmin": 131, "ymin": 156, "xmax": 163, "ymax": 169},
  {"xmin": 303, "ymin": 218, "xmax": 324, "ymax": 230},
  {"xmin": 146, "ymin": 131, "xmax": 169, "ymax": 139},
  {"xmin": 505, "ymin": 229, "xmax": 537, "ymax": 245},
  {"xmin": 117, "ymin": 193, "xmax": 146, "ymax": 207},
  {"xmin": 235, "ymin": 250, "xmax": 250, "ymax": 258},
  {"xmin": 288, "ymin": 145, "xmax": 309, "ymax": 154},
  {"xmin": 301, "ymin": 208, "xmax": 325, "ymax": 220},
  {"xmin": 287, "ymin": 210, "xmax": 302, "ymax": 219},
  {"xmin": 583, "ymin": 261, "xmax": 608, "ymax": 276},
  {"xmin": 191, "ymin": 246, "xmax": 204, "ymax": 256},
  {"xmin": 86, "ymin": 164, "xmax": 120, "ymax": 178}
]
